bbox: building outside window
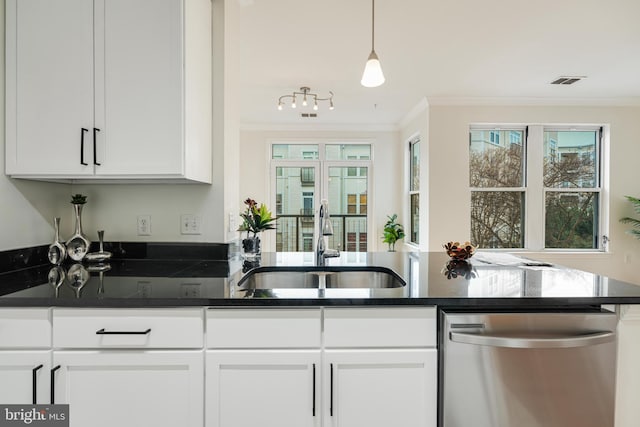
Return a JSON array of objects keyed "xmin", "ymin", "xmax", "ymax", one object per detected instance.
[
  {"xmin": 272, "ymin": 143, "xmax": 372, "ymax": 252},
  {"xmin": 409, "ymin": 137, "xmax": 420, "ymax": 245},
  {"xmin": 470, "ymin": 125, "xmax": 606, "ymax": 250}
]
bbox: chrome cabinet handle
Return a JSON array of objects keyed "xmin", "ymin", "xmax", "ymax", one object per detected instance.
[
  {"xmin": 50, "ymin": 365, "xmax": 61, "ymax": 404},
  {"xmin": 80, "ymin": 128, "xmax": 88, "ymax": 165},
  {"xmin": 450, "ymin": 330, "xmax": 615, "ymax": 349},
  {"xmin": 93, "ymin": 128, "xmax": 101, "ymax": 165},
  {"xmin": 32, "ymin": 364, "xmax": 43, "ymax": 404},
  {"xmin": 96, "ymin": 328, "xmax": 151, "ymax": 335}
]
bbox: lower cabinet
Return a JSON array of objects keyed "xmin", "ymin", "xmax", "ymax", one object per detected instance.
[
  {"xmin": 0, "ymin": 351, "xmax": 51, "ymax": 404},
  {"xmin": 323, "ymin": 349, "xmax": 437, "ymax": 427},
  {"xmin": 206, "ymin": 350, "xmax": 321, "ymax": 427},
  {"xmin": 52, "ymin": 350, "xmax": 204, "ymax": 427}
]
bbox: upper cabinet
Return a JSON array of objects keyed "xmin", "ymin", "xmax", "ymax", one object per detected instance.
[{"xmin": 5, "ymin": 0, "xmax": 212, "ymax": 183}]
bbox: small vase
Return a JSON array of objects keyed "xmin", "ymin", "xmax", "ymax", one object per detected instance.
[
  {"xmin": 48, "ymin": 217, "xmax": 67, "ymax": 265},
  {"xmin": 242, "ymin": 236, "xmax": 261, "ymax": 260},
  {"xmin": 66, "ymin": 204, "xmax": 91, "ymax": 261}
]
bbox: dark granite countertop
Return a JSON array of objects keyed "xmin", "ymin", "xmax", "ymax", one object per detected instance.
[{"xmin": 1, "ymin": 251, "xmax": 639, "ymax": 308}]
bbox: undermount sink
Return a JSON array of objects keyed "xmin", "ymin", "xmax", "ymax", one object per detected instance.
[{"xmin": 238, "ymin": 267, "xmax": 406, "ymax": 290}]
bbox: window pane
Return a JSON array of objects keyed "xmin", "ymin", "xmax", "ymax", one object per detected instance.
[
  {"xmin": 470, "ymin": 130, "xmax": 524, "ymax": 187},
  {"xmin": 410, "ymin": 194, "xmax": 419, "ymax": 244},
  {"xmin": 326, "ymin": 144, "xmax": 372, "ymax": 160},
  {"xmin": 410, "ymin": 140, "xmax": 420, "ymax": 191},
  {"xmin": 328, "ymin": 167, "xmax": 368, "ymax": 252},
  {"xmin": 545, "ymin": 192, "xmax": 598, "ymax": 249},
  {"xmin": 272, "ymin": 144, "xmax": 319, "ymax": 160},
  {"xmin": 543, "ymin": 130, "xmax": 598, "ymax": 188},
  {"xmin": 471, "ymin": 191, "xmax": 524, "ymax": 248},
  {"xmin": 275, "ymin": 167, "xmax": 315, "ymax": 252}
]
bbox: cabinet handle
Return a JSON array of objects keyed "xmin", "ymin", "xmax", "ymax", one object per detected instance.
[
  {"xmin": 312, "ymin": 363, "xmax": 316, "ymax": 417},
  {"xmin": 32, "ymin": 364, "xmax": 43, "ymax": 404},
  {"xmin": 80, "ymin": 128, "xmax": 89, "ymax": 165},
  {"xmin": 96, "ymin": 328, "xmax": 151, "ymax": 335},
  {"xmin": 330, "ymin": 363, "xmax": 334, "ymax": 417},
  {"xmin": 50, "ymin": 365, "xmax": 61, "ymax": 404},
  {"xmin": 93, "ymin": 128, "xmax": 101, "ymax": 166}
]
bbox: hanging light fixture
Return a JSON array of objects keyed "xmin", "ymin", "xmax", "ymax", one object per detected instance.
[
  {"xmin": 361, "ymin": 0, "xmax": 385, "ymax": 87},
  {"xmin": 277, "ymin": 87, "xmax": 334, "ymax": 111}
]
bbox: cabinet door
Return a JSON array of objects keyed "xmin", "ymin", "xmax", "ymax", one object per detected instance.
[
  {"xmin": 94, "ymin": 0, "xmax": 184, "ymax": 176},
  {"xmin": 6, "ymin": 0, "xmax": 95, "ymax": 176},
  {"xmin": 52, "ymin": 350, "xmax": 203, "ymax": 427},
  {"xmin": 207, "ymin": 350, "xmax": 321, "ymax": 427},
  {"xmin": 0, "ymin": 351, "xmax": 51, "ymax": 405},
  {"xmin": 323, "ymin": 349, "xmax": 437, "ymax": 427}
]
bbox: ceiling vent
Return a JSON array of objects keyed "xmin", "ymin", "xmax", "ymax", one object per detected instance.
[
  {"xmin": 550, "ymin": 76, "xmax": 586, "ymax": 85},
  {"xmin": 301, "ymin": 113, "xmax": 318, "ymax": 118}
]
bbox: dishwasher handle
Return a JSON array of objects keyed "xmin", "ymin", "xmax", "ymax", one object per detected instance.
[{"xmin": 449, "ymin": 330, "xmax": 615, "ymax": 349}]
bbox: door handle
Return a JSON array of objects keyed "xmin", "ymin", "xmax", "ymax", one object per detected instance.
[
  {"xmin": 32, "ymin": 364, "xmax": 43, "ymax": 404},
  {"xmin": 449, "ymin": 330, "xmax": 615, "ymax": 349},
  {"xmin": 330, "ymin": 363, "xmax": 334, "ymax": 416},
  {"xmin": 50, "ymin": 365, "xmax": 61, "ymax": 404},
  {"xmin": 80, "ymin": 128, "xmax": 89, "ymax": 165},
  {"xmin": 93, "ymin": 128, "xmax": 101, "ymax": 165},
  {"xmin": 312, "ymin": 363, "xmax": 316, "ymax": 417}
]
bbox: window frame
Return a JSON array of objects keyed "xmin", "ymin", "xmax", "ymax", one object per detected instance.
[
  {"xmin": 408, "ymin": 136, "xmax": 420, "ymax": 246},
  {"xmin": 469, "ymin": 124, "xmax": 609, "ymax": 252}
]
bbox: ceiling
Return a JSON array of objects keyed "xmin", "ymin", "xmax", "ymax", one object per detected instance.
[{"xmin": 236, "ymin": 0, "xmax": 640, "ymax": 128}]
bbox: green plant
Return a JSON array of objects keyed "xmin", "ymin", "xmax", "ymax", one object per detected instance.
[
  {"xmin": 620, "ymin": 196, "xmax": 640, "ymax": 240},
  {"xmin": 70, "ymin": 194, "xmax": 87, "ymax": 205},
  {"xmin": 382, "ymin": 214, "xmax": 405, "ymax": 251},
  {"xmin": 238, "ymin": 198, "xmax": 276, "ymax": 238}
]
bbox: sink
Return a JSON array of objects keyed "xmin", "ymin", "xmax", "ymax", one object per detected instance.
[{"xmin": 238, "ymin": 267, "xmax": 406, "ymax": 290}]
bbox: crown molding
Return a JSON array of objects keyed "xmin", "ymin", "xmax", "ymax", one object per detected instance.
[
  {"xmin": 426, "ymin": 96, "xmax": 640, "ymax": 107},
  {"xmin": 239, "ymin": 122, "xmax": 398, "ymax": 132}
]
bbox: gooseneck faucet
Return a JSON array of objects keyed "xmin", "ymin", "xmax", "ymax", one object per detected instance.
[{"xmin": 316, "ymin": 200, "xmax": 340, "ymax": 266}]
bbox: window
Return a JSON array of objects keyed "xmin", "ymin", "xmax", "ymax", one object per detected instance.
[
  {"xmin": 470, "ymin": 125, "xmax": 606, "ymax": 251},
  {"xmin": 409, "ymin": 137, "xmax": 420, "ymax": 244}
]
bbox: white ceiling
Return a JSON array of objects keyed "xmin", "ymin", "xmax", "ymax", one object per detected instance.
[{"xmin": 237, "ymin": 0, "xmax": 640, "ymax": 128}]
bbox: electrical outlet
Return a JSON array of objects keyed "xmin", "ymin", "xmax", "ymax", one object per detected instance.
[
  {"xmin": 137, "ymin": 215, "xmax": 151, "ymax": 236},
  {"xmin": 181, "ymin": 214, "xmax": 202, "ymax": 235},
  {"xmin": 228, "ymin": 212, "xmax": 236, "ymax": 232},
  {"xmin": 180, "ymin": 283, "xmax": 201, "ymax": 298},
  {"xmin": 137, "ymin": 281, "xmax": 152, "ymax": 298}
]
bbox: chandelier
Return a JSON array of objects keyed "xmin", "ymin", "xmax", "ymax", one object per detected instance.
[{"xmin": 277, "ymin": 86, "xmax": 334, "ymax": 111}]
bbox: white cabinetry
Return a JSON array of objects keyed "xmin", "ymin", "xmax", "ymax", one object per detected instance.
[
  {"xmin": 51, "ymin": 308, "xmax": 204, "ymax": 427},
  {"xmin": 206, "ymin": 309, "xmax": 322, "ymax": 427},
  {"xmin": 206, "ymin": 307, "xmax": 438, "ymax": 427},
  {"xmin": 0, "ymin": 309, "xmax": 51, "ymax": 404},
  {"xmin": 5, "ymin": 0, "xmax": 212, "ymax": 183},
  {"xmin": 323, "ymin": 307, "xmax": 437, "ymax": 427}
]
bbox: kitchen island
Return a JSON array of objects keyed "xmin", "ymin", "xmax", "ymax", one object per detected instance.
[{"xmin": 0, "ymin": 250, "xmax": 638, "ymax": 427}]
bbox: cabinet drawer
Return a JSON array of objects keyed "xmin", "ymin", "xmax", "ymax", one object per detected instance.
[
  {"xmin": 52, "ymin": 308, "xmax": 203, "ymax": 349},
  {"xmin": 0, "ymin": 308, "xmax": 51, "ymax": 348},
  {"xmin": 324, "ymin": 307, "xmax": 437, "ymax": 348},
  {"xmin": 207, "ymin": 308, "xmax": 321, "ymax": 349}
]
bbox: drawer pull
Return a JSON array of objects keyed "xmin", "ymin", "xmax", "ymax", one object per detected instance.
[
  {"xmin": 96, "ymin": 328, "xmax": 152, "ymax": 335},
  {"xmin": 32, "ymin": 364, "xmax": 43, "ymax": 404}
]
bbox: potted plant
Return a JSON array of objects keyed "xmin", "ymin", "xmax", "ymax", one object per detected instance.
[
  {"xmin": 238, "ymin": 198, "xmax": 276, "ymax": 259},
  {"xmin": 620, "ymin": 196, "xmax": 640, "ymax": 240},
  {"xmin": 382, "ymin": 214, "xmax": 405, "ymax": 252}
]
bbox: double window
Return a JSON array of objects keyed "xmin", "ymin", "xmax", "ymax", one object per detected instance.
[{"xmin": 470, "ymin": 125, "xmax": 607, "ymax": 251}]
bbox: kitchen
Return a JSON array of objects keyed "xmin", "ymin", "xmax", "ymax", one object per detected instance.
[{"xmin": 1, "ymin": 0, "xmax": 640, "ymax": 426}]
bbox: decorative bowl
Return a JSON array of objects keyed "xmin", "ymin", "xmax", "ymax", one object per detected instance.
[{"xmin": 443, "ymin": 241, "xmax": 476, "ymax": 260}]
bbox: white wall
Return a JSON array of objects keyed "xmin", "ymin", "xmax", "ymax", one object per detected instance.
[
  {"xmin": 428, "ymin": 104, "xmax": 640, "ymax": 284},
  {"xmin": 239, "ymin": 129, "xmax": 402, "ymax": 252}
]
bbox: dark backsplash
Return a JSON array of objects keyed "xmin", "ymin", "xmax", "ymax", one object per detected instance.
[{"xmin": 0, "ymin": 242, "xmax": 230, "ymax": 275}]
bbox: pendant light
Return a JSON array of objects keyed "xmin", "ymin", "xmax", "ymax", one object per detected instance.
[{"xmin": 361, "ymin": 0, "xmax": 385, "ymax": 87}]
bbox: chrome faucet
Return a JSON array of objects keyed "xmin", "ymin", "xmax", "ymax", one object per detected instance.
[{"xmin": 316, "ymin": 200, "xmax": 340, "ymax": 266}]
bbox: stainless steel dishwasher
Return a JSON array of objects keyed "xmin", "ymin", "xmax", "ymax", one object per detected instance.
[{"xmin": 441, "ymin": 310, "xmax": 617, "ymax": 427}]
